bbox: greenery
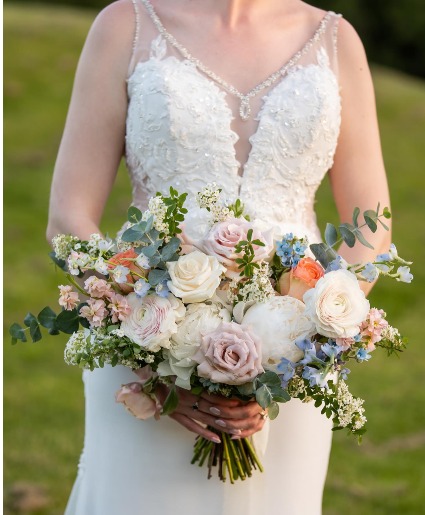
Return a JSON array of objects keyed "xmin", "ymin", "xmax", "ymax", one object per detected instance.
[{"xmin": 3, "ymin": 3, "xmax": 425, "ymax": 514}]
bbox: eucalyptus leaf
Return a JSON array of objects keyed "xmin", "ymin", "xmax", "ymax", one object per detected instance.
[
  {"xmin": 29, "ymin": 320, "xmax": 42, "ymax": 343},
  {"xmin": 324, "ymin": 223, "xmax": 338, "ymax": 247},
  {"xmin": 363, "ymin": 210, "xmax": 378, "ymax": 233},
  {"xmin": 148, "ymin": 268, "xmax": 169, "ymax": 286},
  {"xmin": 161, "ymin": 238, "xmax": 181, "ymax": 262},
  {"xmin": 9, "ymin": 323, "xmax": 27, "ymax": 344},
  {"xmin": 121, "ymin": 225, "xmax": 144, "ymax": 243},
  {"xmin": 383, "ymin": 206, "xmax": 392, "ymax": 219},
  {"xmin": 257, "ymin": 371, "xmax": 281, "ymax": 387},
  {"xmin": 162, "ymin": 386, "xmax": 179, "ymax": 415},
  {"xmin": 24, "ymin": 312, "xmax": 38, "ymax": 328},
  {"xmin": 339, "ymin": 225, "xmax": 356, "ymax": 248},
  {"xmin": 237, "ymin": 382, "xmax": 255, "ymax": 396},
  {"xmin": 56, "ymin": 309, "xmax": 80, "ymax": 334},
  {"xmin": 127, "ymin": 206, "xmax": 143, "ymax": 223},
  {"xmin": 352, "ymin": 228, "xmax": 374, "ymax": 249},
  {"xmin": 38, "ymin": 306, "xmax": 57, "ymax": 329},
  {"xmin": 148, "ymin": 255, "xmax": 161, "ymax": 267},
  {"xmin": 256, "ymin": 384, "xmax": 273, "ymax": 409},
  {"xmin": 267, "ymin": 401, "xmax": 279, "ymax": 420},
  {"xmin": 352, "ymin": 207, "xmax": 360, "ymax": 227},
  {"xmin": 49, "ymin": 251, "xmax": 67, "ymax": 271},
  {"xmin": 142, "ymin": 244, "xmax": 160, "ymax": 258}
]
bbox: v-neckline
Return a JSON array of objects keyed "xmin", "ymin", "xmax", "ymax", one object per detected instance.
[{"xmin": 140, "ymin": 0, "xmax": 332, "ymax": 121}]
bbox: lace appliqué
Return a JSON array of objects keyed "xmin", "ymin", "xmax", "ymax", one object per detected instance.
[{"xmin": 125, "ymin": 37, "xmax": 341, "ymax": 242}]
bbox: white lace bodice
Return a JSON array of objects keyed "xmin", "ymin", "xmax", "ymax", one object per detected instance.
[{"xmin": 125, "ymin": 0, "xmax": 342, "ymax": 242}]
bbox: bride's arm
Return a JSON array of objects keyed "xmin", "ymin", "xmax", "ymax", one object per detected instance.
[
  {"xmin": 46, "ymin": 2, "xmax": 134, "ymax": 241},
  {"xmin": 329, "ymin": 19, "xmax": 392, "ymax": 295}
]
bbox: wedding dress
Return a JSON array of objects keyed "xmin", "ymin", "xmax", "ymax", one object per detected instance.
[{"xmin": 65, "ymin": 1, "xmax": 342, "ymax": 513}]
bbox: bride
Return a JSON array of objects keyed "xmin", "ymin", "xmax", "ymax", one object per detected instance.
[{"xmin": 47, "ymin": 0, "xmax": 391, "ymax": 513}]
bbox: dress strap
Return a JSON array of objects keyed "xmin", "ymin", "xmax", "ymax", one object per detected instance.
[{"xmin": 127, "ymin": 0, "xmax": 141, "ymax": 78}]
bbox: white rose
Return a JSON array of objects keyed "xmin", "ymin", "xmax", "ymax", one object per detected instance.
[
  {"xmin": 121, "ymin": 293, "xmax": 186, "ymax": 352},
  {"xmin": 171, "ymin": 302, "xmax": 231, "ymax": 359},
  {"xmin": 303, "ymin": 269, "xmax": 370, "ymax": 338},
  {"xmin": 242, "ymin": 296, "xmax": 316, "ymax": 371},
  {"xmin": 158, "ymin": 302, "xmax": 231, "ymax": 389},
  {"xmin": 166, "ymin": 251, "xmax": 225, "ymax": 303}
]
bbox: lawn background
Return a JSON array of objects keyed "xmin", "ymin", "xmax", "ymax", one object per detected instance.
[{"xmin": 4, "ymin": 3, "xmax": 425, "ymax": 514}]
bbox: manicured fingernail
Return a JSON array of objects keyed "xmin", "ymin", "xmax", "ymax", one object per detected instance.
[
  {"xmin": 230, "ymin": 429, "xmax": 242, "ymax": 435},
  {"xmin": 215, "ymin": 419, "xmax": 226, "ymax": 427},
  {"xmin": 211, "ymin": 436, "xmax": 221, "ymax": 444},
  {"xmin": 209, "ymin": 407, "xmax": 221, "ymax": 416},
  {"xmin": 231, "ymin": 435, "xmax": 242, "ymax": 440}
]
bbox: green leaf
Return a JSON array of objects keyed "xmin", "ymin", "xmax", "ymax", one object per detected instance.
[
  {"xmin": 310, "ymin": 243, "xmax": 338, "ymax": 269},
  {"xmin": 56, "ymin": 309, "xmax": 80, "ymax": 334},
  {"xmin": 148, "ymin": 269, "xmax": 169, "ymax": 286},
  {"xmin": 29, "ymin": 320, "xmax": 42, "ymax": 343},
  {"xmin": 24, "ymin": 312, "xmax": 38, "ymax": 328},
  {"xmin": 121, "ymin": 225, "xmax": 145, "ymax": 243},
  {"xmin": 339, "ymin": 224, "xmax": 356, "ymax": 248},
  {"xmin": 111, "ymin": 354, "xmax": 119, "ymax": 367},
  {"xmin": 352, "ymin": 228, "xmax": 374, "ymax": 249},
  {"xmin": 237, "ymin": 382, "xmax": 255, "ymax": 396},
  {"xmin": 161, "ymin": 238, "xmax": 181, "ymax": 261},
  {"xmin": 161, "ymin": 386, "xmax": 179, "ymax": 416},
  {"xmin": 127, "ymin": 206, "xmax": 143, "ymax": 223},
  {"xmin": 256, "ymin": 384, "xmax": 273, "ymax": 409},
  {"xmin": 49, "ymin": 251, "xmax": 67, "ymax": 270},
  {"xmin": 324, "ymin": 223, "xmax": 338, "ymax": 247},
  {"xmin": 267, "ymin": 401, "xmax": 279, "ymax": 420},
  {"xmin": 257, "ymin": 371, "xmax": 281, "ymax": 387},
  {"xmin": 142, "ymin": 244, "xmax": 160, "ymax": 258},
  {"xmin": 377, "ymin": 218, "xmax": 390, "ymax": 231},
  {"xmin": 383, "ymin": 206, "xmax": 392, "ymax": 219},
  {"xmin": 272, "ymin": 391, "xmax": 291, "ymax": 403},
  {"xmin": 363, "ymin": 210, "xmax": 378, "ymax": 233},
  {"xmin": 9, "ymin": 323, "xmax": 27, "ymax": 344},
  {"xmin": 38, "ymin": 306, "xmax": 57, "ymax": 329},
  {"xmin": 352, "ymin": 207, "xmax": 360, "ymax": 227}
]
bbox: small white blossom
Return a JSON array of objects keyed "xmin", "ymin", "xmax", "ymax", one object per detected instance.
[
  {"xmin": 52, "ymin": 234, "xmax": 79, "ymax": 260},
  {"xmin": 396, "ymin": 266, "xmax": 413, "ymax": 283}
]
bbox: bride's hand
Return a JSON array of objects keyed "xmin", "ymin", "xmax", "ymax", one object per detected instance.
[{"xmin": 156, "ymin": 384, "xmax": 267, "ymax": 443}]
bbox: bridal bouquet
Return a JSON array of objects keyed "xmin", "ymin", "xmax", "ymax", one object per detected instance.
[{"xmin": 11, "ymin": 184, "xmax": 412, "ymax": 483}]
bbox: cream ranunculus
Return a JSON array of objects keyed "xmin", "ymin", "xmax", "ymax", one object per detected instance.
[
  {"xmin": 241, "ymin": 296, "xmax": 316, "ymax": 371},
  {"xmin": 303, "ymin": 269, "xmax": 370, "ymax": 338},
  {"xmin": 166, "ymin": 251, "xmax": 225, "ymax": 303},
  {"xmin": 157, "ymin": 302, "xmax": 231, "ymax": 389},
  {"xmin": 120, "ymin": 293, "xmax": 186, "ymax": 352}
]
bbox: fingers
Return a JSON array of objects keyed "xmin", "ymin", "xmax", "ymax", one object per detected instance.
[{"xmin": 169, "ymin": 412, "xmax": 221, "ymax": 443}]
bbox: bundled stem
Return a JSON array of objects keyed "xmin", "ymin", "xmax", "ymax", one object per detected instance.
[{"xmin": 192, "ymin": 428, "xmax": 263, "ymax": 482}]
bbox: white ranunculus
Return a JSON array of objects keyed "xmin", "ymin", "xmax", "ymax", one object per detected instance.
[
  {"xmin": 166, "ymin": 251, "xmax": 225, "ymax": 303},
  {"xmin": 121, "ymin": 293, "xmax": 186, "ymax": 352},
  {"xmin": 303, "ymin": 269, "xmax": 370, "ymax": 338},
  {"xmin": 242, "ymin": 296, "xmax": 315, "ymax": 371}
]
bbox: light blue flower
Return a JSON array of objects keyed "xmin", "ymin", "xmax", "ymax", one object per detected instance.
[
  {"xmin": 396, "ymin": 266, "xmax": 413, "ymax": 283},
  {"xmin": 388, "ymin": 243, "xmax": 398, "ymax": 260},
  {"xmin": 155, "ymin": 281, "xmax": 170, "ymax": 298},
  {"xmin": 302, "ymin": 366, "xmax": 328, "ymax": 388},
  {"xmin": 325, "ymin": 255, "xmax": 347, "ymax": 273},
  {"xmin": 356, "ymin": 348, "xmax": 372, "ymax": 362},
  {"xmin": 295, "ymin": 336, "xmax": 313, "ymax": 351},
  {"xmin": 376, "ymin": 253, "xmax": 390, "ymax": 263},
  {"xmin": 299, "ymin": 347, "xmax": 323, "ymax": 366},
  {"xmin": 361, "ymin": 262, "xmax": 380, "ymax": 283},
  {"xmin": 321, "ymin": 342, "xmax": 342, "ymax": 360},
  {"xmin": 134, "ymin": 279, "xmax": 150, "ymax": 298},
  {"xmin": 277, "ymin": 358, "xmax": 295, "ymax": 383},
  {"xmin": 340, "ymin": 368, "xmax": 351, "ymax": 380},
  {"xmin": 136, "ymin": 254, "xmax": 150, "ymax": 270},
  {"xmin": 112, "ymin": 265, "xmax": 130, "ymax": 284}
]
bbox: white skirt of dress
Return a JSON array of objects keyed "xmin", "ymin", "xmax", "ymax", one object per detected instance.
[{"xmin": 65, "ymin": 365, "xmax": 332, "ymax": 515}]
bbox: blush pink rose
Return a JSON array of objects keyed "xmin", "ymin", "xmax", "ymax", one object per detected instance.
[
  {"xmin": 115, "ymin": 382, "xmax": 160, "ymax": 420},
  {"xmin": 202, "ymin": 218, "xmax": 273, "ymax": 279},
  {"xmin": 193, "ymin": 321, "xmax": 264, "ymax": 385},
  {"xmin": 286, "ymin": 257, "xmax": 325, "ymax": 301}
]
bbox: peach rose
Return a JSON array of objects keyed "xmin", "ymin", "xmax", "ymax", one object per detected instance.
[
  {"xmin": 286, "ymin": 258, "xmax": 324, "ymax": 301},
  {"xmin": 108, "ymin": 249, "xmax": 147, "ymax": 293},
  {"xmin": 115, "ymin": 382, "xmax": 160, "ymax": 420}
]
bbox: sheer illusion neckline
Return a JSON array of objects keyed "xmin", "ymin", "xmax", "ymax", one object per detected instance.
[{"xmin": 139, "ymin": 0, "xmax": 332, "ymax": 121}]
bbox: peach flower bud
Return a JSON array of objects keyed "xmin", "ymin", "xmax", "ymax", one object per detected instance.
[
  {"xmin": 287, "ymin": 258, "xmax": 324, "ymax": 301},
  {"xmin": 115, "ymin": 382, "xmax": 159, "ymax": 420}
]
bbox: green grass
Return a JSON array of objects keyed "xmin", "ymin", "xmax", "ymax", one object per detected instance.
[{"xmin": 3, "ymin": 3, "xmax": 425, "ymax": 514}]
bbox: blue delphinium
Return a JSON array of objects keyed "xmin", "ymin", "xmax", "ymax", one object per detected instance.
[
  {"xmin": 340, "ymin": 368, "xmax": 351, "ymax": 380},
  {"xmin": 134, "ymin": 279, "xmax": 150, "ymax": 298},
  {"xmin": 275, "ymin": 233, "xmax": 308, "ymax": 268},
  {"xmin": 361, "ymin": 262, "xmax": 380, "ymax": 283},
  {"xmin": 356, "ymin": 348, "xmax": 372, "ymax": 362},
  {"xmin": 155, "ymin": 280, "xmax": 170, "ymax": 298},
  {"xmin": 325, "ymin": 255, "xmax": 348, "ymax": 273},
  {"xmin": 302, "ymin": 366, "xmax": 328, "ymax": 388},
  {"xmin": 277, "ymin": 358, "xmax": 295, "ymax": 385}
]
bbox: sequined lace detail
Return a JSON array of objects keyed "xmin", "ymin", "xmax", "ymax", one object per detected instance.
[
  {"xmin": 139, "ymin": 0, "xmax": 333, "ymax": 121},
  {"xmin": 125, "ymin": 5, "xmax": 342, "ymax": 243}
]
